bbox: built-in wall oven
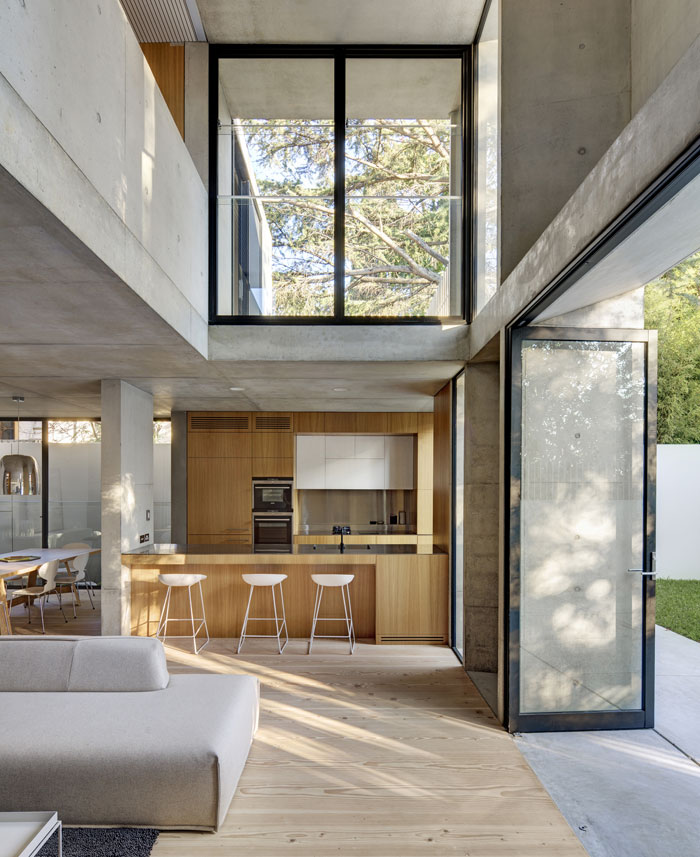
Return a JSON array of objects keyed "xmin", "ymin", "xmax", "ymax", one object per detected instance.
[
  {"xmin": 253, "ymin": 479, "xmax": 293, "ymax": 513},
  {"xmin": 252, "ymin": 479, "xmax": 293, "ymax": 553}
]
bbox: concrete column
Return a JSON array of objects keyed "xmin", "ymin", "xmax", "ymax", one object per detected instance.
[
  {"xmin": 170, "ymin": 411, "xmax": 187, "ymax": 543},
  {"xmin": 101, "ymin": 381, "xmax": 154, "ymax": 635},
  {"xmin": 463, "ymin": 359, "xmax": 501, "ymax": 680}
]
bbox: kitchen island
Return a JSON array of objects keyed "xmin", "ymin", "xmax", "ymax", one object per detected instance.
[{"xmin": 123, "ymin": 544, "xmax": 449, "ymax": 644}]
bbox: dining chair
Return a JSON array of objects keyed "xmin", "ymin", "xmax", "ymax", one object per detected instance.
[
  {"xmin": 8, "ymin": 561, "xmax": 67, "ymax": 634},
  {"xmin": 55, "ymin": 542, "xmax": 94, "ymax": 614}
]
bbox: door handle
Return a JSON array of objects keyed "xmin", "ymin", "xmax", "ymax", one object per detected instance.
[{"xmin": 627, "ymin": 552, "xmax": 657, "ymax": 578}]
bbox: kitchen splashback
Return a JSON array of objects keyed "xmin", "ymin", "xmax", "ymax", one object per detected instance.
[{"xmin": 297, "ymin": 489, "xmax": 416, "ymax": 534}]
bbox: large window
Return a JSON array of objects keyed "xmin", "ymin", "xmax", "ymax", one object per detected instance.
[
  {"xmin": 213, "ymin": 50, "xmax": 466, "ymax": 321},
  {"xmin": 473, "ymin": 0, "xmax": 500, "ymax": 314}
]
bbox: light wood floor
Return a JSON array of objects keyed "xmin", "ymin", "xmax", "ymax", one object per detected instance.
[{"xmin": 10, "ymin": 596, "xmax": 586, "ymax": 856}]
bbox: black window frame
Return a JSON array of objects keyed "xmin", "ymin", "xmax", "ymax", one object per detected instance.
[{"xmin": 208, "ymin": 44, "xmax": 472, "ymax": 325}]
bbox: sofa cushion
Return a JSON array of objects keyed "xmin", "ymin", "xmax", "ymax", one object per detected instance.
[
  {"xmin": 0, "ymin": 636, "xmax": 169, "ymax": 692},
  {"xmin": 0, "ymin": 637, "xmax": 77, "ymax": 691},
  {"xmin": 68, "ymin": 637, "xmax": 169, "ymax": 692}
]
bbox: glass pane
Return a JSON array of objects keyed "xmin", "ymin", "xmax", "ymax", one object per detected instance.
[
  {"xmin": 154, "ymin": 424, "xmax": 171, "ymax": 544},
  {"xmin": 48, "ymin": 421, "xmax": 101, "ymax": 584},
  {"xmin": 454, "ymin": 373, "xmax": 465, "ymax": 656},
  {"xmin": 474, "ymin": 1, "xmax": 499, "ymax": 313},
  {"xmin": 217, "ymin": 58, "xmax": 334, "ymax": 317},
  {"xmin": 345, "ymin": 58, "xmax": 463, "ymax": 318},
  {"xmin": 0, "ymin": 421, "xmax": 42, "ymax": 553},
  {"xmin": 519, "ymin": 340, "xmax": 645, "ymax": 713}
]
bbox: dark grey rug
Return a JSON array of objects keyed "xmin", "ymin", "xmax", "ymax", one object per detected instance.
[{"xmin": 37, "ymin": 827, "xmax": 159, "ymax": 857}]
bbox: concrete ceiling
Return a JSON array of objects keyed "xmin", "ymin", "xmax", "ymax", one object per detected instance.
[
  {"xmin": 0, "ymin": 166, "xmax": 458, "ymax": 417},
  {"xmin": 197, "ymin": 0, "xmax": 485, "ymax": 45},
  {"xmin": 219, "ymin": 57, "xmax": 463, "ymax": 119}
]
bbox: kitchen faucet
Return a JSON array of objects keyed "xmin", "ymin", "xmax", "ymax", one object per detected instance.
[{"xmin": 332, "ymin": 525, "xmax": 351, "ymax": 552}]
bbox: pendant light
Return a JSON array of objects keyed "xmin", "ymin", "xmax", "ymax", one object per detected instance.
[{"xmin": 1, "ymin": 396, "xmax": 39, "ymax": 495}]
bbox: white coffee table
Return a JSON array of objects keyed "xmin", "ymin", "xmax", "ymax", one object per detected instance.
[{"xmin": 0, "ymin": 812, "xmax": 62, "ymax": 857}]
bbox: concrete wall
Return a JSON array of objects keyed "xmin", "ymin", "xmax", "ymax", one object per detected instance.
[
  {"xmin": 0, "ymin": 0, "xmax": 208, "ymax": 354},
  {"xmin": 184, "ymin": 42, "xmax": 209, "ymax": 189},
  {"xmin": 499, "ymin": 0, "xmax": 631, "ymax": 282},
  {"xmin": 101, "ymin": 381, "xmax": 154, "ymax": 635},
  {"xmin": 463, "ymin": 361, "xmax": 500, "ymax": 674},
  {"xmin": 631, "ymin": 0, "xmax": 700, "ymax": 115},
  {"xmin": 657, "ymin": 445, "xmax": 700, "ymax": 580}
]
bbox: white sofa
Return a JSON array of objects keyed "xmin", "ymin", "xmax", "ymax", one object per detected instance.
[{"xmin": 0, "ymin": 636, "xmax": 259, "ymax": 831}]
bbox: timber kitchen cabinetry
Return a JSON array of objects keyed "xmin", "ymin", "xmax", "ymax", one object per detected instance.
[{"xmin": 186, "ymin": 411, "xmax": 434, "ymax": 543}]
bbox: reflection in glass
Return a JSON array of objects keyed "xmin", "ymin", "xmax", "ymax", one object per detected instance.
[
  {"xmin": 0, "ymin": 421, "xmax": 42, "ymax": 553},
  {"xmin": 48, "ymin": 420, "xmax": 102, "ymax": 584},
  {"xmin": 519, "ymin": 340, "xmax": 645, "ymax": 713},
  {"xmin": 345, "ymin": 58, "xmax": 462, "ymax": 317},
  {"xmin": 474, "ymin": 0, "xmax": 499, "ymax": 312},
  {"xmin": 217, "ymin": 58, "xmax": 335, "ymax": 317}
]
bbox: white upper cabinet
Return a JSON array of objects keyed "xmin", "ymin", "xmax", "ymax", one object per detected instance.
[
  {"xmin": 297, "ymin": 434, "xmax": 415, "ymax": 490},
  {"xmin": 296, "ymin": 435, "xmax": 326, "ymax": 488},
  {"xmin": 355, "ymin": 435, "xmax": 385, "ymax": 459},
  {"xmin": 384, "ymin": 436, "xmax": 414, "ymax": 489},
  {"xmin": 325, "ymin": 435, "xmax": 355, "ymax": 459}
]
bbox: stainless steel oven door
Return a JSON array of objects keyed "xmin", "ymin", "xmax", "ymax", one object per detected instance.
[{"xmin": 253, "ymin": 514, "xmax": 293, "ymax": 553}]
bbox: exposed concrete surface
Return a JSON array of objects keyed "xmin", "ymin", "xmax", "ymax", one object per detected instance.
[
  {"xmin": 197, "ymin": 0, "xmax": 483, "ymax": 44},
  {"xmin": 516, "ymin": 627, "xmax": 700, "ymax": 857},
  {"xmin": 535, "ymin": 288, "xmax": 645, "ymax": 328},
  {"xmin": 500, "ymin": 0, "xmax": 631, "ymax": 282},
  {"xmin": 0, "ymin": 0, "xmax": 208, "ymax": 354},
  {"xmin": 655, "ymin": 625, "xmax": 700, "ymax": 763},
  {"xmin": 469, "ymin": 29, "xmax": 700, "ymax": 360},
  {"xmin": 632, "ymin": 0, "xmax": 700, "ymax": 115},
  {"xmin": 209, "ymin": 323, "xmax": 466, "ymax": 363},
  {"xmin": 184, "ymin": 42, "xmax": 209, "ymax": 189},
  {"xmin": 101, "ymin": 381, "xmax": 154, "ymax": 635}
]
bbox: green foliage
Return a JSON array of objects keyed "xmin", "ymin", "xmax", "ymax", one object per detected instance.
[
  {"xmin": 656, "ymin": 579, "xmax": 700, "ymax": 642},
  {"xmin": 644, "ymin": 251, "xmax": 700, "ymax": 443},
  {"xmin": 244, "ymin": 119, "xmax": 452, "ymax": 317}
]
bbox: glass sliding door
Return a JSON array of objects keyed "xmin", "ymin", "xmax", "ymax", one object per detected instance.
[
  {"xmin": 453, "ymin": 372, "xmax": 465, "ymax": 657},
  {"xmin": 509, "ymin": 328, "xmax": 656, "ymax": 731}
]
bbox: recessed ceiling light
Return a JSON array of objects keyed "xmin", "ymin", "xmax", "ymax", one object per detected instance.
[
  {"xmin": 229, "ymin": 387, "xmax": 245, "ymax": 392},
  {"xmin": 333, "ymin": 387, "xmax": 348, "ymax": 392}
]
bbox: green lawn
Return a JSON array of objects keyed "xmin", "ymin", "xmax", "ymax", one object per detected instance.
[{"xmin": 656, "ymin": 579, "xmax": 700, "ymax": 642}]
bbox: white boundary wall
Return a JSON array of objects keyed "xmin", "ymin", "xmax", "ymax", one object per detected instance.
[{"xmin": 657, "ymin": 444, "xmax": 700, "ymax": 579}]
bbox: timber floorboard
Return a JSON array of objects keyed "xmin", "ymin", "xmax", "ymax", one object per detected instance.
[
  {"xmin": 9, "ymin": 602, "xmax": 586, "ymax": 855},
  {"xmin": 158, "ymin": 638, "xmax": 587, "ymax": 857}
]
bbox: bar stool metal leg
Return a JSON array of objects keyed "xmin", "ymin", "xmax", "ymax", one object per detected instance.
[
  {"xmin": 237, "ymin": 574, "xmax": 288, "ymax": 654},
  {"xmin": 308, "ymin": 574, "xmax": 356, "ymax": 655},
  {"xmin": 156, "ymin": 574, "xmax": 209, "ymax": 654}
]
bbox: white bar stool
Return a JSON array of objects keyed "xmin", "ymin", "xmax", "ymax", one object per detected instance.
[
  {"xmin": 238, "ymin": 574, "xmax": 288, "ymax": 654},
  {"xmin": 156, "ymin": 573, "xmax": 210, "ymax": 654},
  {"xmin": 309, "ymin": 574, "xmax": 355, "ymax": 655}
]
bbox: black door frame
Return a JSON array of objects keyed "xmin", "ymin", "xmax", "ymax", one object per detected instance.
[{"xmin": 507, "ymin": 326, "xmax": 657, "ymax": 733}]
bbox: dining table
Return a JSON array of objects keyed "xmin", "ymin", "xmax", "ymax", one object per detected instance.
[{"xmin": 0, "ymin": 547, "xmax": 101, "ymax": 634}]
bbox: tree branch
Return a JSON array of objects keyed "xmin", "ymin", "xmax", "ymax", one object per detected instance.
[{"xmin": 403, "ymin": 230, "xmax": 449, "ymax": 266}]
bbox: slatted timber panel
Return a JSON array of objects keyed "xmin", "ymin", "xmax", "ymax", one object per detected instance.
[{"xmin": 188, "ymin": 412, "xmax": 251, "ymax": 432}]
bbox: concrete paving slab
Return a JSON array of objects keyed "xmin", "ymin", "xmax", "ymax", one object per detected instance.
[
  {"xmin": 516, "ymin": 728, "xmax": 700, "ymax": 857},
  {"xmin": 515, "ymin": 626, "xmax": 700, "ymax": 857},
  {"xmin": 656, "ymin": 625, "xmax": 700, "ymax": 762}
]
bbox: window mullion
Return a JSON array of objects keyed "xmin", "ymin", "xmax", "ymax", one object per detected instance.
[{"xmin": 333, "ymin": 55, "xmax": 346, "ymax": 319}]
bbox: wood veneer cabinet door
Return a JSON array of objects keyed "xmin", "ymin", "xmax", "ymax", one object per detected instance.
[
  {"xmin": 375, "ymin": 554, "xmax": 448, "ymax": 644},
  {"xmin": 188, "ymin": 432, "xmax": 252, "ymax": 458},
  {"xmin": 387, "ymin": 412, "xmax": 419, "ymax": 433},
  {"xmin": 188, "ymin": 458, "xmax": 252, "ymax": 535},
  {"xmin": 252, "ymin": 458, "xmax": 294, "ymax": 478},
  {"xmin": 294, "ymin": 412, "xmax": 325, "ymax": 432},
  {"xmin": 252, "ymin": 432, "xmax": 294, "ymax": 459}
]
